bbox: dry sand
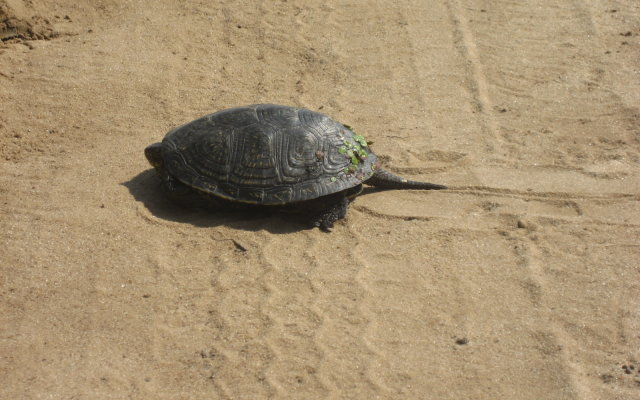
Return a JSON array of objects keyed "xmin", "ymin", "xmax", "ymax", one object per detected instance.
[{"xmin": 1, "ymin": 0, "xmax": 639, "ymax": 399}]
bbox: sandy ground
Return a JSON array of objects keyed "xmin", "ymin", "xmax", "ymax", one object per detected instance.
[{"xmin": 1, "ymin": 0, "xmax": 639, "ymax": 399}]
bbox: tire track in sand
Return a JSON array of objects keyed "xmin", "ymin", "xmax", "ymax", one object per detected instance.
[
  {"xmin": 437, "ymin": 2, "xmax": 639, "ymax": 396},
  {"xmin": 506, "ymin": 227, "xmax": 594, "ymax": 400},
  {"xmin": 260, "ymin": 230, "xmax": 391, "ymax": 399},
  {"xmin": 444, "ymin": 0, "xmax": 504, "ymax": 159},
  {"xmin": 201, "ymin": 231, "xmax": 276, "ymax": 399},
  {"xmin": 309, "ymin": 228, "xmax": 389, "ymax": 399},
  {"xmin": 146, "ymin": 229, "xmax": 278, "ymax": 399},
  {"xmin": 503, "ymin": 218, "xmax": 640, "ymax": 399},
  {"xmin": 260, "ymin": 233, "xmax": 329, "ymax": 399}
]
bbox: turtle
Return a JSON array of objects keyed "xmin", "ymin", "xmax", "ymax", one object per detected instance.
[{"xmin": 145, "ymin": 104, "xmax": 446, "ymax": 231}]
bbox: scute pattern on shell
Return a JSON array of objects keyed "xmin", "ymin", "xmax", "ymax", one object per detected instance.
[{"xmin": 160, "ymin": 104, "xmax": 377, "ymax": 205}]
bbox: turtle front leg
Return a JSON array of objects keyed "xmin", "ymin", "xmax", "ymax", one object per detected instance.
[{"xmin": 313, "ymin": 196, "xmax": 350, "ymax": 232}]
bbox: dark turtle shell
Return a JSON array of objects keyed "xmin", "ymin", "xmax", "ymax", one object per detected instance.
[{"xmin": 159, "ymin": 104, "xmax": 378, "ymax": 205}]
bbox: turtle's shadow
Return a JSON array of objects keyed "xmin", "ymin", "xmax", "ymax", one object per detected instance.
[{"xmin": 122, "ymin": 170, "xmax": 313, "ymax": 234}]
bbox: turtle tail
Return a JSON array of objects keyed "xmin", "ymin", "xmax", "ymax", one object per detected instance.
[{"xmin": 366, "ymin": 168, "xmax": 447, "ymax": 190}]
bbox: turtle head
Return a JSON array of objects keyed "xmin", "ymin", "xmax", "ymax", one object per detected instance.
[{"xmin": 145, "ymin": 142, "xmax": 164, "ymax": 169}]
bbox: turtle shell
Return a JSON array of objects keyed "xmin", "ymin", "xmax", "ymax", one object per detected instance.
[{"xmin": 160, "ymin": 104, "xmax": 378, "ymax": 205}]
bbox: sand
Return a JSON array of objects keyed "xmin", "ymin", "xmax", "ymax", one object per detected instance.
[{"xmin": 1, "ymin": 0, "xmax": 639, "ymax": 399}]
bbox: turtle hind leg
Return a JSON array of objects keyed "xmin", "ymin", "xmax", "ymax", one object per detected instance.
[
  {"xmin": 308, "ymin": 185, "xmax": 361, "ymax": 232},
  {"xmin": 312, "ymin": 196, "xmax": 349, "ymax": 232}
]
